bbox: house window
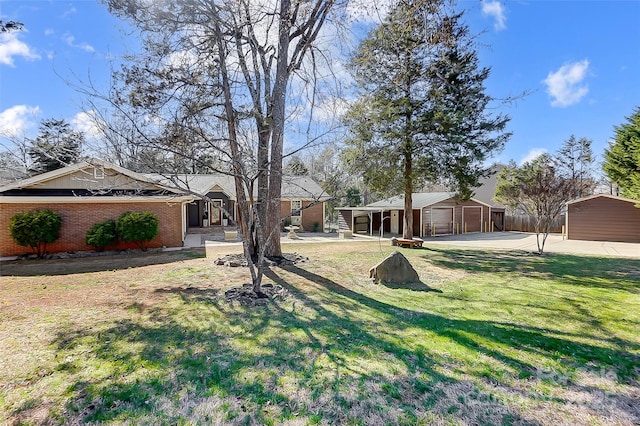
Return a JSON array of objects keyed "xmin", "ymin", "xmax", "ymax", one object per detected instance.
[
  {"xmin": 291, "ymin": 200, "xmax": 302, "ymax": 217},
  {"xmin": 290, "ymin": 200, "xmax": 302, "ymax": 225}
]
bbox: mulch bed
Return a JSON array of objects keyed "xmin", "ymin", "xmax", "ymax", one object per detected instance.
[
  {"xmin": 224, "ymin": 282, "xmax": 289, "ymax": 306},
  {"xmin": 217, "ymin": 252, "xmax": 306, "ymax": 305},
  {"xmin": 214, "ymin": 252, "xmax": 308, "ymax": 267}
]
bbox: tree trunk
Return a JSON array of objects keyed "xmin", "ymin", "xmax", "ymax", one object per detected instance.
[
  {"xmin": 403, "ymin": 150, "xmax": 414, "ymax": 239},
  {"xmin": 213, "ymin": 16, "xmax": 262, "ymax": 289},
  {"xmin": 256, "ymin": 125, "xmax": 270, "ymax": 258},
  {"xmin": 264, "ymin": 0, "xmax": 292, "ymax": 258}
]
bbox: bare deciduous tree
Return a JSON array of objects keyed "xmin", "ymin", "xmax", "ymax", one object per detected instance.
[
  {"xmin": 495, "ymin": 155, "xmax": 576, "ymax": 254},
  {"xmin": 82, "ymin": 0, "xmax": 345, "ymax": 294}
]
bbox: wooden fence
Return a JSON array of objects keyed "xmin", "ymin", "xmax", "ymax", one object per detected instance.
[{"xmin": 505, "ymin": 214, "xmax": 564, "ymax": 233}]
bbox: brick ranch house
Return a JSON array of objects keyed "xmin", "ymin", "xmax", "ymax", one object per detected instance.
[
  {"xmin": 0, "ymin": 159, "xmax": 329, "ymax": 257},
  {"xmin": 152, "ymin": 174, "xmax": 329, "ymax": 232}
]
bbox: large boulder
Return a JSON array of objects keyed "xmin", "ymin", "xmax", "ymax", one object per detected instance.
[{"xmin": 369, "ymin": 251, "xmax": 420, "ymax": 284}]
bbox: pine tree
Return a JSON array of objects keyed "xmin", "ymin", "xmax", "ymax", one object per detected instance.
[
  {"xmin": 27, "ymin": 119, "xmax": 84, "ymax": 174},
  {"xmin": 555, "ymin": 135, "xmax": 595, "ymax": 199},
  {"xmin": 603, "ymin": 107, "xmax": 640, "ymax": 200},
  {"xmin": 344, "ymin": 0, "xmax": 510, "ymax": 238},
  {"xmin": 285, "ymin": 155, "xmax": 309, "ymax": 176}
]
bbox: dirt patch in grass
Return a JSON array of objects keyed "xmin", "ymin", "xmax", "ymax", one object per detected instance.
[{"xmin": 0, "ymin": 248, "xmax": 206, "ymax": 276}]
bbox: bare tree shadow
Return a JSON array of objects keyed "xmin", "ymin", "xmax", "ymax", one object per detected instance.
[
  {"xmin": 423, "ymin": 247, "xmax": 640, "ymax": 294},
  {"xmin": 154, "ymin": 286, "xmax": 220, "ymax": 303},
  {"xmin": 278, "ymin": 264, "xmax": 640, "ymax": 381},
  {"xmin": 12, "ymin": 259, "xmax": 637, "ymax": 425}
]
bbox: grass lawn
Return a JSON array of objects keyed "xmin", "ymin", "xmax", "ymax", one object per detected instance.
[{"xmin": 0, "ymin": 241, "xmax": 638, "ymax": 425}]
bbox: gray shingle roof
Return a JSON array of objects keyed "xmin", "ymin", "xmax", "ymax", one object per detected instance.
[
  {"xmin": 367, "ymin": 192, "xmax": 455, "ymax": 209},
  {"xmin": 147, "ymin": 173, "xmax": 329, "ymax": 201}
]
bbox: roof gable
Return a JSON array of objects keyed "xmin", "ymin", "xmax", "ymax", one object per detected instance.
[
  {"xmin": 0, "ymin": 159, "xmax": 183, "ymax": 195},
  {"xmin": 567, "ymin": 193, "xmax": 640, "ymax": 205}
]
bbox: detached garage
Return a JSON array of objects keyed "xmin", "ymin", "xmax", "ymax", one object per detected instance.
[
  {"xmin": 567, "ymin": 194, "xmax": 640, "ymax": 243},
  {"xmin": 337, "ymin": 192, "xmax": 504, "ymax": 238}
]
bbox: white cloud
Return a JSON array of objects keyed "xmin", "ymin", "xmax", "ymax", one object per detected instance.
[
  {"xmin": 543, "ymin": 60, "xmax": 590, "ymax": 107},
  {"xmin": 0, "ymin": 105, "xmax": 41, "ymax": 137},
  {"xmin": 72, "ymin": 111, "xmax": 103, "ymax": 139},
  {"xmin": 0, "ymin": 32, "xmax": 41, "ymax": 66},
  {"xmin": 519, "ymin": 148, "xmax": 547, "ymax": 165},
  {"xmin": 481, "ymin": 1, "xmax": 506, "ymax": 31},
  {"xmin": 61, "ymin": 6, "xmax": 78, "ymax": 19},
  {"xmin": 62, "ymin": 33, "xmax": 95, "ymax": 53}
]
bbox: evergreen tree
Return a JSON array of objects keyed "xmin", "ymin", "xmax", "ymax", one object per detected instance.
[
  {"xmin": 343, "ymin": 0, "xmax": 510, "ymax": 238},
  {"xmin": 603, "ymin": 107, "xmax": 640, "ymax": 200},
  {"xmin": 285, "ymin": 155, "xmax": 309, "ymax": 176},
  {"xmin": 555, "ymin": 135, "xmax": 596, "ymax": 199},
  {"xmin": 27, "ymin": 119, "xmax": 84, "ymax": 174}
]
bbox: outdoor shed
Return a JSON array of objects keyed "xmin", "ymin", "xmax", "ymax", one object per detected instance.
[{"xmin": 566, "ymin": 194, "xmax": 640, "ymax": 243}]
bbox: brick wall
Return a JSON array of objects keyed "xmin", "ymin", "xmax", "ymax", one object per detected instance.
[
  {"xmin": 279, "ymin": 200, "xmax": 291, "ymax": 221},
  {"xmin": 279, "ymin": 200, "xmax": 324, "ymax": 232},
  {"xmin": 301, "ymin": 201, "xmax": 324, "ymax": 232},
  {"xmin": 0, "ymin": 201, "xmax": 184, "ymax": 257}
]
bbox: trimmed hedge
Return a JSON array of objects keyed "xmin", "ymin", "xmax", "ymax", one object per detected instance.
[
  {"xmin": 115, "ymin": 211, "xmax": 158, "ymax": 251},
  {"xmin": 85, "ymin": 219, "xmax": 118, "ymax": 251},
  {"xmin": 9, "ymin": 209, "xmax": 62, "ymax": 258}
]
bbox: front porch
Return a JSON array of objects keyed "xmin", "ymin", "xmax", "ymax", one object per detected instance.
[
  {"xmin": 184, "ymin": 224, "xmax": 240, "ymax": 248},
  {"xmin": 187, "ymin": 198, "xmax": 235, "ymax": 229}
]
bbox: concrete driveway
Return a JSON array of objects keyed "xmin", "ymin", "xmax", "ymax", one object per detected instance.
[
  {"xmin": 199, "ymin": 231, "xmax": 640, "ymax": 259},
  {"xmin": 424, "ymin": 232, "xmax": 640, "ymax": 258}
]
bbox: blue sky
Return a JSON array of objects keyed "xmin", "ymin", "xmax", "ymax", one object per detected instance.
[{"xmin": 1, "ymin": 0, "xmax": 639, "ymax": 172}]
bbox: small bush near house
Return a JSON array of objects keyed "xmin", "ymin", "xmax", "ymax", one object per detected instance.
[
  {"xmin": 9, "ymin": 209, "xmax": 62, "ymax": 258},
  {"xmin": 85, "ymin": 220, "xmax": 118, "ymax": 251},
  {"xmin": 115, "ymin": 211, "xmax": 158, "ymax": 251},
  {"xmin": 313, "ymin": 221, "xmax": 320, "ymax": 232}
]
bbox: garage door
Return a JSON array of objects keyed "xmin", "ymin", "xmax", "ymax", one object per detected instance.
[
  {"xmin": 463, "ymin": 206, "xmax": 482, "ymax": 232},
  {"xmin": 431, "ymin": 208, "xmax": 453, "ymax": 235}
]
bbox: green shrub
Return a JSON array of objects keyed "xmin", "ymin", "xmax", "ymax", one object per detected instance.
[
  {"xmin": 85, "ymin": 220, "xmax": 118, "ymax": 251},
  {"xmin": 9, "ymin": 209, "xmax": 62, "ymax": 258},
  {"xmin": 115, "ymin": 211, "xmax": 158, "ymax": 251},
  {"xmin": 313, "ymin": 221, "xmax": 320, "ymax": 232}
]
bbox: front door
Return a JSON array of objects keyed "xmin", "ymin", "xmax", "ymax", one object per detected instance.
[
  {"xmin": 211, "ymin": 200, "xmax": 222, "ymax": 225},
  {"xmin": 188, "ymin": 202, "xmax": 200, "ymax": 227},
  {"xmin": 390, "ymin": 210, "xmax": 399, "ymax": 234}
]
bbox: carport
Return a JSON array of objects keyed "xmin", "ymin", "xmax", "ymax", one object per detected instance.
[{"xmin": 337, "ymin": 207, "xmax": 390, "ymax": 236}]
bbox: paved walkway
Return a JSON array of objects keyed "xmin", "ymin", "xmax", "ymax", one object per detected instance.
[
  {"xmin": 194, "ymin": 231, "xmax": 640, "ymax": 259},
  {"xmin": 3, "ymin": 231, "xmax": 636, "ymax": 263},
  {"xmin": 424, "ymin": 232, "xmax": 640, "ymax": 258}
]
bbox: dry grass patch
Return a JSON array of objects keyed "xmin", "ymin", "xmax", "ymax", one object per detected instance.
[{"xmin": 1, "ymin": 241, "xmax": 638, "ymax": 425}]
